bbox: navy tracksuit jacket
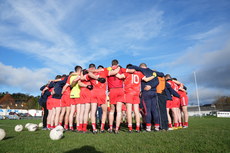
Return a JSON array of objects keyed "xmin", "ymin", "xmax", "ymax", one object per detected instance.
[{"xmin": 129, "ymin": 65, "xmax": 164, "ymax": 126}]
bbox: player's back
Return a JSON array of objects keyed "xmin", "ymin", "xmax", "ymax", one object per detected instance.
[
  {"xmin": 124, "ymin": 71, "xmax": 142, "ymax": 93},
  {"xmin": 107, "ymin": 68, "xmax": 124, "ymax": 89}
]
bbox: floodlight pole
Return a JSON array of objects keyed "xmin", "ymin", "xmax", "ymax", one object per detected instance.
[{"xmin": 194, "ymin": 71, "xmax": 201, "ymax": 117}]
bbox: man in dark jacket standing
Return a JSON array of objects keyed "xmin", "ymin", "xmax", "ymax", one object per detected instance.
[
  {"xmin": 129, "ymin": 63, "xmax": 164, "ymax": 132},
  {"xmin": 38, "ymin": 84, "xmax": 51, "ymax": 130}
]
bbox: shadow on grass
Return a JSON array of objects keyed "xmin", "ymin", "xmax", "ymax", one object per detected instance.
[
  {"xmin": 65, "ymin": 145, "xmax": 103, "ymax": 153},
  {"xmin": 4, "ymin": 136, "xmax": 14, "ymax": 140}
]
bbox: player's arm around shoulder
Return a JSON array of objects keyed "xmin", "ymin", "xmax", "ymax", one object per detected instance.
[
  {"xmin": 126, "ymin": 68, "xmax": 136, "ymax": 73},
  {"xmin": 141, "ymin": 71, "xmax": 156, "ymax": 82},
  {"xmin": 108, "ymin": 66, "xmax": 121, "ymax": 76},
  {"xmin": 153, "ymin": 70, "xmax": 164, "ymax": 77},
  {"xmin": 61, "ymin": 83, "xmax": 69, "ymax": 94},
  {"xmin": 78, "ymin": 80, "xmax": 87, "ymax": 87},
  {"xmin": 172, "ymin": 79, "xmax": 183, "ymax": 86},
  {"xmin": 70, "ymin": 76, "xmax": 80, "ymax": 87},
  {"xmin": 115, "ymin": 73, "xmax": 125, "ymax": 79}
]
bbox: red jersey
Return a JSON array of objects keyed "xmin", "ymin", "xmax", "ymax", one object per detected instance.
[
  {"xmin": 47, "ymin": 88, "xmax": 53, "ymax": 99},
  {"xmin": 178, "ymin": 84, "xmax": 187, "ymax": 97},
  {"xmin": 107, "ymin": 68, "xmax": 126, "ymax": 89},
  {"xmin": 167, "ymin": 80, "xmax": 179, "ymax": 92},
  {"xmin": 80, "ymin": 79, "xmax": 92, "ymax": 91},
  {"xmin": 62, "ymin": 76, "xmax": 71, "ymax": 95},
  {"xmin": 87, "ymin": 68, "xmax": 109, "ymax": 90},
  {"xmin": 123, "ymin": 71, "xmax": 144, "ymax": 95}
]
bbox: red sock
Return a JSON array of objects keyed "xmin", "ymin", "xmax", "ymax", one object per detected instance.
[
  {"xmin": 174, "ymin": 123, "xmax": 178, "ymax": 127},
  {"xmin": 128, "ymin": 124, "xmax": 132, "ymax": 131},
  {"xmin": 78, "ymin": 124, "xmax": 82, "ymax": 131},
  {"xmin": 146, "ymin": 123, "xmax": 151, "ymax": 127},
  {"xmin": 168, "ymin": 123, "xmax": 172, "ymax": 128},
  {"xmin": 51, "ymin": 126, "xmax": 55, "ymax": 129},
  {"xmin": 83, "ymin": 123, "xmax": 87, "ymax": 132},
  {"xmin": 136, "ymin": 125, "xmax": 140, "ymax": 131},
  {"xmin": 47, "ymin": 124, "xmax": 51, "ymax": 128},
  {"xmin": 154, "ymin": 124, "xmax": 160, "ymax": 128},
  {"xmin": 59, "ymin": 122, "xmax": 62, "ymax": 126},
  {"xmin": 109, "ymin": 124, "xmax": 113, "ymax": 129},
  {"xmin": 184, "ymin": 122, "xmax": 188, "ymax": 126},
  {"xmin": 80, "ymin": 124, "xmax": 83, "ymax": 131},
  {"xmin": 92, "ymin": 123, "xmax": 96, "ymax": 131},
  {"xmin": 101, "ymin": 123, "xmax": 105, "ymax": 130},
  {"xmin": 64, "ymin": 124, "xmax": 68, "ymax": 129},
  {"xmin": 179, "ymin": 122, "xmax": 182, "ymax": 127}
]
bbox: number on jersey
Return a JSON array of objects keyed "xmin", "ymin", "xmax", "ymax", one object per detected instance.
[{"xmin": 132, "ymin": 74, "xmax": 139, "ymax": 84}]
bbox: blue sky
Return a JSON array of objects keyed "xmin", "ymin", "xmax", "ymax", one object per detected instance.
[{"xmin": 0, "ymin": 0, "xmax": 230, "ymax": 105}]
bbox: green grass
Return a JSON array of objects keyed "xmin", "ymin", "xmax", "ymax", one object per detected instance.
[{"xmin": 0, "ymin": 117, "xmax": 230, "ymax": 153}]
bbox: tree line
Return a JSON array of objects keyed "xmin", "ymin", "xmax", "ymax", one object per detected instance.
[
  {"xmin": 0, "ymin": 92, "xmax": 41, "ymax": 110},
  {"xmin": 213, "ymin": 96, "xmax": 230, "ymax": 110}
]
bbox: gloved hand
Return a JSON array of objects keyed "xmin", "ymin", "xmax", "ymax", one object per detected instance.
[
  {"xmin": 83, "ymin": 69, "xmax": 88, "ymax": 75},
  {"xmin": 152, "ymin": 72, "xmax": 157, "ymax": 77},
  {"xmin": 97, "ymin": 77, "xmax": 106, "ymax": 83},
  {"xmin": 86, "ymin": 85, "xmax": 93, "ymax": 90}
]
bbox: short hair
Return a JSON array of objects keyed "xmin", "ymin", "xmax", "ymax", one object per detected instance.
[
  {"xmin": 75, "ymin": 65, "xmax": 82, "ymax": 72},
  {"xmin": 82, "ymin": 69, "xmax": 88, "ymax": 75},
  {"xmin": 184, "ymin": 86, "xmax": 187, "ymax": 90},
  {"xmin": 126, "ymin": 64, "xmax": 133, "ymax": 68},
  {"xmin": 55, "ymin": 75, "xmax": 62, "ymax": 79},
  {"xmin": 139, "ymin": 63, "xmax": 147, "ymax": 67},
  {"xmin": 165, "ymin": 74, "xmax": 171, "ymax": 79},
  {"xmin": 172, "ymin": 78, "xmax": 177, "ymax": 81},
  {"xmin": 112, "ymin": 59, "xmax": 119, "ymax": 66},
  {"xmin": 69, "ymin": 71, "xmax": 74, "ymax": 75},
  {"xmin": 97, "ymin": 65, "xmax": 104, "ymax": 69},
  {"xmin": 89, "ymin": 63, "xmax": 96, "ymax": 68},
  {"xmin": 62, "ymin": 74, "xmax": 67, "ymax": 77}
]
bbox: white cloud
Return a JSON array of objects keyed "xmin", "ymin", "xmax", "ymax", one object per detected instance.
[
  {"xmin": 0, "ymin": 1, "xmax": 165, "ymax": 71},
  {"xmin": 140, "ymin": 52, "xmax": 179, "ymax": 61},
  {"xmin": 87, "ymin": 8, "xmax": 164, "ymax": 55},
  {"xmin": 157, "ymin": 25, "xmax": 230, "ymax": 70},
  {"xmin": 189, "ymin": 26, "xmax": 222, "ymax": 40},
  {"xmin": 156, "ymin": 25, "xmax": 230, "ymax": 105},
  {"xmin": 0, "ymin": 62, "xmax": 52, "ymax": 93},
  {"xmin": 0, "ymin": 0, "xmax": 95, "ymax": 72}
]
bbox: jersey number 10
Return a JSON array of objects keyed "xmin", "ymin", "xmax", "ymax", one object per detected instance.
[{"xmin": 132, "ymin": 74, "xmax": 139, "ymax": 84}]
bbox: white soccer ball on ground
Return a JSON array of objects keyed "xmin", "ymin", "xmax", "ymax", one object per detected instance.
[
  {"xmin": 49, "ymin": 129, "xmax": 63, "ymax": 140},
  {"xmin": 0, "ymin": 129, "xmax": 6, "ymax": 141},
  {"xmin": 25, "ymin": 123, "xmax": 32, "ymax": 129},
  {"xmin": 38, "ymin": 122, "xmax": 43, "ymax": 128},
  {"xmin": 54, "ymin": 125, "xmax": 64, "ymax": 133},
  {"xmin": 27, "ymin": 124, "xmax": 38, "ymax": 132},
  {"xmin": 15, "ymin": 125, "xmax": 23, "ymax": 132}
]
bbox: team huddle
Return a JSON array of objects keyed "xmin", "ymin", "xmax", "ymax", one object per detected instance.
[{"xmin": 39, "ymin": 59, "xmax": 189, "ymax": 134}]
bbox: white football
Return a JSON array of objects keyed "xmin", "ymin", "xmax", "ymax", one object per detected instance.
[
  {"xmin": 0, "ymin": 129, "xmax": 6, "ymax": 141},
  {"xmin": 54, "ymin": 125, "xmax": 64, "ymax": 133},
  {"xmin": 15, "ymin": 125, "xmax": 23, "ymax": 132},
  {"xmin": 25, "ymin": 123, "xmax": 32, "ymax": 129},
  {"xmin": 49, "ymin": 129, "xmax": 63, "ymax": 140},
  {"xmin": 38, "ymin": 122, "xmax": 43, "ymax": 128},
  {"xmin": 27, "ymin": 124, "xmax": 38, "ymax": 132}
]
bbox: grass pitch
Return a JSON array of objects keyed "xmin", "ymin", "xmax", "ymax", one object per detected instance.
[{"xmin": 0, "ymin": 117, "xmax": 229, "ymax": 153}]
